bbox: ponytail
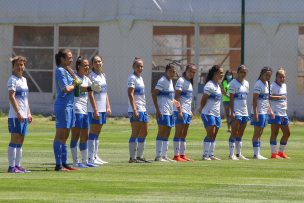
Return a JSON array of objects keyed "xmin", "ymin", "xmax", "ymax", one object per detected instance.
[
  {"xmin": 55, "ymin": 49, "xmax": 71, "ymax": 66},
  {"xmin": 206, "ymin": 65, "xmax": 221, "ymax": 83}
]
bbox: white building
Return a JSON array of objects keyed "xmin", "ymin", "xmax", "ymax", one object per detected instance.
[{"xmin": 1, "ymin": 0, "xmax": 304, "ymax": 117}]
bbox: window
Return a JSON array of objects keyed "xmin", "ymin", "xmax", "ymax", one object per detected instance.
[
  {"xmin": 298, "ymin": 27, "xmax": 304, "ymax": 94},
  {"xmin": 13, "ymin": 26, "xmax": 99, "ymax": 93}
]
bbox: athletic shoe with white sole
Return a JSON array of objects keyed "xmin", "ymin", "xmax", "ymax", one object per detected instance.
[
  {"xmin": 236, "ymin": 154, "xmax": 249, "ymax": 160},
  {"xmin": 209, "ymin": 155, "xmax": 221, "ymax": 160},
  {"xmin": 154, "ymin": 156, "xmax": 168, "ymax": 162},
  {"xmin": 202, "ymin": 156, "xmax": 211, "ymax": 161},
  {"xmin": 8, "ymin": 166, "xmax": 24, "ymax": 173},
  {"xmin": 95, "ymin": 156, "xmax": 108, "ymax": 164},
  {"xmin": 73, "ymin": 163, "xmax": 89, "ymax": 168},
  {"xmin": 228, "ymin": 155, "xmax": 239, "ymax": 160},
  {"xmin": 162, "ymin": 156, "xmax": 176, "ymax": 162},
  {"xmin": 15, "ymin": 166, "xmax": 31, "ymax": 173},
  {"xmin": 253, "ymin": 154, "xmax": 268, "ymax": 160},
  {"xmin": 136, "ymin": 157, "xmax": 152, "ymax": 163}
]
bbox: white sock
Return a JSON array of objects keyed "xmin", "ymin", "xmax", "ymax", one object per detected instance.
[
  {"xmin": 80, "ymin": 149, "xmax": 88, "ymax": 164},
  {"xmin": 155, "ymin": 137, "xmax": 163, "ymax": 158},
  {"xmin": 229, "ymin": 142, "xmax": 235, "ymax": 157},
  {"xmin": 137, "ymin": 138, "xmax": 145, "ymax": 158},
  {"xmin": 253, "ymin": 147, "xmax": 259, "ymax": 156},
  {"xmin": 8, "ymin": 144, "xmax": 16, "ymax": 167},
  {"xmin": 129, "ymin": 137, "xmax": 137, "ymax": 160},
  {"xmin": 279, "ymin": 144, "xmax": 286, "ymax": 152},
  {"xmin": 235, "ymin": 141, "xmax": 242, "ymax": 155},
  {"xmin": 71, "ymin": 147, "xmax": 78, "ymax": 164},
  {"xmin": 173, "ymin": 138, "xmax": 180, "ymax": 156},
  {"xmin": 203, "ymin": 141, "xmax": 211, "ymax": 157},
  {"xmin": 15, "ymin": 146, "xmax": 22, "ymax": 167},
  {"xmin": 161, "ymin": 140, "xmax": 169, "ymax": 158},
  {"xmin": 180, "ymin": 139, "xmax": 186, "ymax": 155},
  {"xmin": 270, "ymin": 145, "xmax": 277, "ymax": 154},
  {"xmin": 88, "ymin": 140, "xmax": 95, "ymax": 161},
  {"xmin": 208, "ymin": 141, "xmax": 216, "ymax": 157},
  {"xmin": 94, "ymin": 138, "xmax": 99, "ymax": 158}
]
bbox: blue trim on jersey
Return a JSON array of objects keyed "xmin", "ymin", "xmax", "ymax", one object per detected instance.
[
  {"xmin": 180, "ymin": 91, "xmax": 193, "ymax": 99},
  {"xmin": 134, "ymin": 87, "xmax": 145, "ymax": 95},
  {"xmin": 157, "ymin": 115, "xmax": 175, "ymax": 127},
  {"xmin": 234, "ymin": 92, "xmax": 248, "ymax": 100},
  {"xmin": 55, "ymin": 106, "xmax": 74, "ymax": 128},
  {"xmin": 234, "ymin": 115, "xmax": 250, "ymax": 124},
  {"xmin": 8, "ymin": 118, "xmax": 28, "ymax": 136},
  {"xmin": 73, "ymin": 113, "xmax": 89, "ymax": 129},
  {"xmin": 128, "ymin": 112, "xmax": 148, "ymax": 123},
  {"xmin": 250, "ymin": 114, "xmax": 267, "ymax": 128},
  {"xmin": 268, "ymin": 115, "xmax": 289, "ymax": 126},
  {"xmin": 258, "ymin": 94, "xmax": 269, "ymax": 100},
  {"xmin": 158, "ymin": 91, "xmax": 174, "ymax": 99},
  {"xmin": 88, "ymin": 112, "xmax": 106, "ymax": 124},
  {"xmin": 173, "ymin": 111, "xmax": 192, "ymax": 125},
  {"xmin": 15, "ymin": 89, "xmax": 29, "ymax": 97},
  {"xmin": 209, "ymin": 93, "xmax": 222, "ymax": 101},
  {"xmin": 100, "ymin": 85, "xmax": 107, "ymax": 93},
  {"xmin": 201, "ymin": 114, "xmax": 221, "ymax": 128}
]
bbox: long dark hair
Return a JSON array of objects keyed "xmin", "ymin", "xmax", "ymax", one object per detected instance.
[
  {"xmin": 206, "ymin": 65, "xmax": 221, "ymax": 83},
  {"xmin": 221, "ymin": 70, "xmax": 233, "ymax": 86},
  {"xmin": 258, "ymin": 66, "xmax": 272, "ymax": 94},
  {"xmin": 55, "ymin": 49, "xmax": 71, "ymax": 66},
  {"xmin": 75, "ymin": 56, "xmax": 88, "ymax": 72},
  {"xmin": 182, "ymin": 63, "xmax": 196, "ymax": 84}
]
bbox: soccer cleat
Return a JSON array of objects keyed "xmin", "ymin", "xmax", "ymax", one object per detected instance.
[
  {"xmin": 277, "ymin": 151, "xmax": 290, "ymax": 159},
  {"xmin": 228, "ymin": 155, "xmax": 239, "ymax": 160},
  {"xmin": 73, "ymin": 163, "xmax": 89, "ymax": 168},
  {"xmin": 15, "ymin": 166, "xmax": 31, "ymax": 173},
  {"xmin": 54, "ymin": 165, "xmax": 69, "ymax": 172},
  {"xmin": 253, "ymin": 154, "xmax": 268, "ymax": 160},
  {"xmin": 129, "ymin": 158, "xmax": 139, "ymax": 163},
  {"xmin": 136, "ymin": 157, "xmax": 152, "ymax": 163},
  {"xmin": 202, "ymin": 156, "xmax": 211, "ymax": 161},
  {"xmin": 62, "ymin": 164, "xmax": 80, "ymax": 171},
  {"xmin": 89, "ymin": 158, "xmax": 103, "ymax": 165},
  {"xmin": 85, "ymin": 162, "xmax": 97, "ymax": 167},
  {"xmin": 180, "ymin": 155, "xmax": 193, "ymax": 161},
  {"xmin": 154, "ymin": 156, "xmax": 167, "ymax": 162},
  {"xmin": 173, "ymin": 155, "xmax": 187, "ymax": 162},
  {"xmin": 236, "ymin": 154, "xmax": 249, "ymax": 160},
  {"xmin": 95, "ymin": 156, "xmax": 108, "ymax": 164},
  {"xmin": 209, "ymin": 155, "xmax": 221, "ymax": 160},
  {"xmin": 162, "ymin": 156, "xmax": 176, "ymax": 162},
  {"xmin": 271, "ymin": 153, "xmax": 282, "ymax": 159},
  {"xmin": 7, "ymin": 166, "xmax": 24, "ymax": 173}
]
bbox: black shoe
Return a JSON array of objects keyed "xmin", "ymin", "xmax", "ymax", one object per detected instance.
[
  {"xmin": 54, "ymin": 165, "xmax": 68, "ymax": 171},
  {"xmin": 136, "ymin": 157, "xmax": 152, "ymax": 163},
  {"xmin": 129, "ymin": 158, "xmax": 139, "ymax": 163}
]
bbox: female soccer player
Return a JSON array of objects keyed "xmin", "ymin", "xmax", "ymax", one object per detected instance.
[
  {"xmin": 127, "ymin": 57, "xmax": 150, "ymax": 163},
  {"xmin": 269, "ymin": 68, "xmax": 290, "ymax": 159},
  {"xmin": 172, "ymin": 64, "xmax": 196, "ymax": 162},
  {"xmin": 152, "ymin": 64, "xmax": 176, "ymax": 162},
  {"xmin": 87, "ymin": 55, "xmax": 112, "ymax": 165},
  {"xmin": 53, "ymin": 49, "xmax": 81, "ymax": 171},
  {"xmin": 200, "ymin": 65, "xmax": 224, "ymax": 161},
  {"xmin": 221, "ymin": 70, "xmax": 233, "ymax": 132},
  {"xmin": 70, "ymin": 56, "xmax": 101, "ymax": 168},
  {"xmin": 228, "ymin": 65, "xmax": 250, "ymax": 160},
  {"xmin": 7, "ymin": 56, "xmax": 32, "ymax": 173},
  {"xmin": 251, "ymin": 66, "xmax": 274, "ymax": 159}
]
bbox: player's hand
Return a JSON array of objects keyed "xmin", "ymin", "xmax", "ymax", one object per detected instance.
[
  {"xmin": 156, "ymin": 109, "xmax": 161, "ymax": 118},
  {"xmin": 178, "ymin": 111, "xmax": 183, "ymax": 120},
  {"xmin": 91, "ymin": 82, "xmax": 102, "ymax": 92},
  {"xmin": 172, "ymin": 99, "xmax": 180, "ymax": 108},
  {"xmin": 28, "ymin": 113, "xmax": 33, "ymax": 124},
  {"xmin": 17, "ymin": 111, "xmax": 24, "ymax": 122},
  {"xmin": 106, "ymin": 108, "xmax": 112, "ymax": 116},
  {"xmin": 93, "ymin": 110, "xmax": 100, "ymax": 120},
  {"xmin": 73, "ymin": 78, "xmax": 82, "ymax": 87},
  {"xmin": 270, "ymin": 112, "xmax": 275, "ymax": 119},
  {"xmin": 230, "ymin": 112, "xmax": 235, "ymax": 121},
  {"xmin": 133, "ymin": 110, "xmax": 139, "ymax": 120},
  {"xmin": 253, "ymin": 113, "xmax": 258, "ymax": 122}
]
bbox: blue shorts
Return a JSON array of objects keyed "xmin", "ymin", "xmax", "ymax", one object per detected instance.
[
  {"xmin": 55, "ymin": 106, "xmax": 74, "ymax": 128},
  {"xmin": 250, "ymin": 114, "xmax": 267, "ymax": 128},
  {"xmin": 88, "ymin": 112, "xmax": 106, "ymax": 125},
  {"xmin": 268, "ymin": 115, "xmax": 289, "ymax": 126},
  {"xmin": 173, "ymin": 111, "xmax": 192, "ymax": 125},
  {"xmin": 8, "ymin": 118, "xmax": 29, "ymax": 136},
  {"xmin": 73, "ymin": 113, "xmax": 89, "ymax": 129},
  {"xmin": 233, "ymin": 115, "xmax": 250, "ymax": 125},
  {"xmin": 128, "ymin": 112, "xmax": 148, "ymax": 123},
  {"xmin": 157, "ymin": 115, "xmax": 175, "ymax": 127},
  {"xmin": 201, "ymin": 114, "xmax": 221, "ymax": 128}
]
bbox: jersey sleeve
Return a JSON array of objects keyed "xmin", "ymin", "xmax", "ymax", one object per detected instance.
[
  {"xmin": 155, "ymin": 78, "xmax": 165, "ymax": 91},
  {"xmin": 203, "ymin": 82, "xmax": 213, "ymax": 95},
  {"xmin": 7, "ymin": 77, "xmax": 16, "ymax": 91},
  {"xmin": 56, "ymin": 68, "xmax": 70, "ymax": 91},
  {"xmin": 175, "ymin": 78, "xmax": 184, "ymax": 91},
  {"xmin": 127, "ymin": 75, "xmax": 136, "ymax": 89},
  {"xmin": 229, "ymin": 81, "xmax": 236, "ymax": 94},
  {"xmin": 253, "ymin": 81, "xmax": 262, "ymax": 94}
]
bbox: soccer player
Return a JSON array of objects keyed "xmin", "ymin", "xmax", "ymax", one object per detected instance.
[
  {"xmin": 251, "ymin": 66, "xmax": 274, "ymax": 159},
  {"xmin": 53, "ymin": 49, "xmax": 81, "ymax": 171},
  {"xmin": 228, "ymin": 65, "xmax": 250, "ymax": 160},
  {"xmin": 127, "ymin": 57, "xmax": 150, "ymax": 163},
  {"xmin": 221, "ymin": 70, "xmax": 233, "ymax": 132},
  {"xmin": 70, "ymin": 56, "xmax": 101, "ymax": 168},
  {"xmin": 172, "ymin": 64, "xmax": 196, "ymax": 162},
  {"xmin": 152, "ymin": 64, "xmax": 176, "ymax": 162},
  {"xmin": 268, "ymin": 68, "xmax": 290, "ymax": 159},
  {"xmin": 87, "ymin": 55, "xmax": 112, "ymax": 165},
  {"xmin": 200, "ymin": 65, "xmax": 224, "ymax": 161},
  {"xmin": 7, "ymin": 56, "xmax": 32, "ymax": 173}
]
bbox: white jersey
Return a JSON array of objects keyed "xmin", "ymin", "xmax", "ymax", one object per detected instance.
[
  {"xmin": 74, "ymin": 74, "xmax": 92, "ymax": 114},
  {"xmin": 251, "ymin": 79, "xmax": 270, "ymax": 115},
  {"xmin": 270, "ymin": 82, "xmax": 287, "ymax": 116},
  {"xmin": 88, "ymin": 71, "xmax": 107, "ymax": 113},
  {"xmin": 127, "ymin": 73, "xmax": 146, "ymax": 112},
  {"xmin": 201, "ymin": 80, "xmax": 222, "ymax": 117},
  {"xmin": 229, "ymin": 79, "xmax": 249, "ymax": 116},
  {"xmin": 155, "ymin": 76, "xmax": 174, "ymax": 115},
  {"xmin": 7, "ymin": 75, "xmax": 29, "ymax": 118},
  {"xmin": 174, "ymin": 76, "xmax": 193, "ymax": 115}
]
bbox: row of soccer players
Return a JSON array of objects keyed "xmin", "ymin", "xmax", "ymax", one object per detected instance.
[{"xmin": 6, "ymin": 50, "xmax": 290, "ymax": 172}]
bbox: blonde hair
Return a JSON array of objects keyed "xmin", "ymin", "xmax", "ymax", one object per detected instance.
[
  {"xmin": 10, "ymin": 56, "xmax": 27, "ymax": 67},
  {"xmin": 276, "ymin": 67, "xmax": 286, "ymax": 77}
]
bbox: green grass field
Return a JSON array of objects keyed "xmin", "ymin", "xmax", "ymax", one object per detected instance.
[{"xmin": 0, "ymin": 116, "xmax": 304, "ymax": 203}]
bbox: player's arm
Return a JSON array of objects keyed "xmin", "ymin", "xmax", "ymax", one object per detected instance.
[
  {"xmin": 8, "ymin": 90, "xmax": 24, "ymax": 122},
  {"xmin": 252, "ymin": 93, "xmax": 259, "ymax": 122},
  {"xmin": 106, "ymin": 95, "xmax": 111, "ymax": 116},
  {"xmin": 199, "ymin": 93, "xmax": 209, "ymax": 113},
  {"xmin": 229, "ymin": 92, "xmax": 235, "ymax": 120},
  {"xmin": 151, "ymin": 88, "xmax": 161, "ymax": 118},
  {"xmin": 174, "ymin": 89, "xmax": 182, "ymax": 118},
  {"xmin": 128, "ymin": 87, "xmax": 138, "ymax": 118},
  {"xmin": 88, "ymin": 91, "xmax": 99, "ymax": 120}
]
